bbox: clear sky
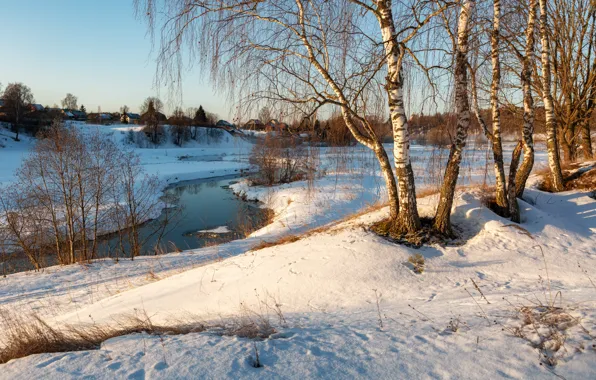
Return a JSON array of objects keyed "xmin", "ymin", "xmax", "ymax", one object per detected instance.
[{"xmin": 0, "ymin": 0, "xmax": 229, "ymax": 117}]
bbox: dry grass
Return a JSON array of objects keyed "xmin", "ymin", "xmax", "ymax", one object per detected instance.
[
  {"xmin": 505, "ymin": 303, "xmax": 587, "ymax": 367},
  {"xmin": 0, "ymin": 306, "xmax": 277, "ymax": 364},
  {"xmin": 237, "ymin": 208, "xmax": 275, "ymax": 238},
  {"xmin": 251, "ymin": 235, "xmax": 301, "ymax": 251},
  {"xmin": 370, "ymin": 217, "xmax": 446, "ymax": 248},
  {"xmin": 407, "ymin": 253, "xmax": 425, "ymax": 274},
  {"xmin": 503, "ymin": 246, "xmax": 595, "ymax": 367},
  {"xmin": 249, "ymin": 202, "xmax": 388, "ymax": 251},
  {"xmin": 416, "ymin": 187, "xmax": 441, "ymax": 199}
]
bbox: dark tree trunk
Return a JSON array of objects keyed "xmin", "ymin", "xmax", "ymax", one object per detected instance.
[
  {"xmin": 508, "ymin": 142, "xmax": 523, "ymax": 223},
  {"xmin": 580, "ymin": 119, "xmax": 593, "ymax": 159}
]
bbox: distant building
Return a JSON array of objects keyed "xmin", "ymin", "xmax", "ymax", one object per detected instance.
[
  {"xmin": 243, "ymin": 119, "xmax": 265, "ymax": 131},
  {"xmin": 70, "ymin": 110, "xmax": 87, "ymax": 121},
  {"xmin": 216, "ymin": 120, "xmax": 236, "ymax": 130},
  {"xmin": 121, "ymin": 113, "xmax": 141, "ymax": 124},
  {"xmin": 266, "ymin": 119, "xmax": 289, "ymax": 133},
  {"xmin": 30, "ymin": 104, "xmax": 45, "ymax": 112}
]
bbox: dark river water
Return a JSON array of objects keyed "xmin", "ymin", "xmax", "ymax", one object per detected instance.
[{"xmin": 103, "ymin": 175, "xmax": 269, "ymax": 254}]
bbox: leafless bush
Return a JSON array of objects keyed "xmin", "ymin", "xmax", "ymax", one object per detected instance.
[
  {"xmin": 0, "ymin": 121, "xmax": 172, "ymax": 270},
  {"xmin": 249, "ymin": 135, "xmax": 307, "ymax": 186}
]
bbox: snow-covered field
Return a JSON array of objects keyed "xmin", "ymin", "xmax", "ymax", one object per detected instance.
[
  {"xmin": 0, "ymin": 123, "xmax": 253, "ymax": 188},
  {"xmin": 0, "ymin": 124, "xmax": 594, "ymax": 379}
]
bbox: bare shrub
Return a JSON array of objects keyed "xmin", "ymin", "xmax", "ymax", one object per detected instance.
[
  {"xmin": 249, "ymin": 135, "xmax": 307, "ymax": 186},
  {"xmin": 169, "ymin": 107, "xmax": 191, "ymax": 146},
  {"xmin": 0, "ymin": 121, "xmax": 172, "ymax": 270}
]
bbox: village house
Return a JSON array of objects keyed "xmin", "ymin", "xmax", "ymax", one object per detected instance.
[
  {"xmin": 121, "ymin": 112, "xmax": 141, "ymax": 124},
  {"xmin": 266, "ymin": 118, "xmax": 289, "ymax": 133},
  {"xmin": 243, "ymin": 119, "xmax": 265, "ymax": 131}
]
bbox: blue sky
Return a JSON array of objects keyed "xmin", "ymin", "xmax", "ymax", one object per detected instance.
[{"xmin": 0, "ymin": 0, "xmax": 228, "ymax": 117}]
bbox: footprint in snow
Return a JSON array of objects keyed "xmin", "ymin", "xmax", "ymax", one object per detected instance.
[
  {"xmin": 127, "ymin": 369, "xmax": 146, "ymax": 380},
  {"xmin": 107, "ymin": 362, "xmax": 123, "ymax": 370},
  {"xmin": 153, "ymin": 362, "xmax": 168, "ymax": 370}
]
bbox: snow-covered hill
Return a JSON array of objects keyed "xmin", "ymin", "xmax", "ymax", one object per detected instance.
[{"xmin": 1, "ymin": 186, "xmax": 595, "ymax": 379}]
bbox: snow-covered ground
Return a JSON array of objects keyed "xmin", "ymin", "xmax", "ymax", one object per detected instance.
[
  {"xmin": 0, "ymin": 124, "xmax": 594, "ymax": 379},
  {"xmin": 1, "ymin": 186, "xmax": 595, "ymax": 379}
]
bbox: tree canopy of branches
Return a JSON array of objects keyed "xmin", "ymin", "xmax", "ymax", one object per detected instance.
[
  {"xmin": 141, "ymin": 99, "xmax": 163, "ymax": 144},
  {"xmin": 140, "ymin": 96, "xmax": 164, "ymax": 114},
  {"xmin": 170, "ymin": 107, "xmax": 191, "ymax": 145},
  {"xmin": 2, "ymin": 82, "xmax": 34, "ymax": 141},
  {"xmin": 0, "ymin": 121, "xmax": 170, "ymax": 270},
  {"xmin": 136, "ymin": 0, "xmax": 459, "ymax": 236},
  {"xmin": 61, "ymin": 93, "xmax": 78, "ymax": 110},
  {"xmin": 546, "ymin": 0, "xmax": 596, "ymax": 161}
]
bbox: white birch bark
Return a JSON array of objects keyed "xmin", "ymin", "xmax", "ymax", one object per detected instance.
[
  {"xmin": 538, "ymin": 0, "xmax": 565, "ymax": 191},
  {"xmin": 377, "ymin": 0, "xmax": 421, "ymax": 233},
  {"xmin": 434, "ymin": 0, "xmax": 473, "ymax": 235},
  {"xmin": 489, "ymin": 0, "xmax": 508, "ymax": 210},
  {"xmin": 515, "ymin": 0, "xmax": 538, "ymax": 197}
]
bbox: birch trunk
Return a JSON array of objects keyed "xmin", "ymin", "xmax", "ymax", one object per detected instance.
[
  {"xmin": 490, "ymin": 0, "xmax": 508, "ymax": 211},
  {"xmin": 539, "ymin": 0, "xmax": 565, "ymax": 191},
  {"xmin": 434, "ymin": 0, "xmax": 473, "ymax": 236},
  {"xmin": 378, "ymin": 0, "xmax": 420, "ymax": 233},
  {"xmin": 515, "ymin": 0, "xmax": 537, "ymax": 198},
  {"xmin": 340, "ymin": 109, "xmax": 400, "ymax": 219}
]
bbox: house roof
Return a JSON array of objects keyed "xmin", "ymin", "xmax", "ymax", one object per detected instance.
[
  {"xmin": 31, "ymin": 104, "xmax": 45, "ymax": 111},
  {"xmin": 216, "ymin": 120, "xmax": 235, "ymax": 127},
  {"xmin": 127, "ymin": 113, "xmax": 140, "ymax": 119}
]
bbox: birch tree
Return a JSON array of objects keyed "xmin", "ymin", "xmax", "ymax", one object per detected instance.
[
  {"xmin": 514, "ymin": 0, "xmax": 538, "ymax": 197},
  {"xmin": 538, "ymin": 0, "xmax": 565, "ymax": 191},
  {"xmin": 471, "ymin": 0, "xmax": 508, "ymax": 212},
  {"xmin": 135, "ymin": 0, "xmax": 451, "ymax": 235},
  {"xmin": 434, "ymin": 0, "xmax": 473, "ymax": 236}
]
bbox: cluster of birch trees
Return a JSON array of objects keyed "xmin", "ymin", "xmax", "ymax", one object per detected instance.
[
  {"xmin": 135, "ymin": 0, "xmax": 595, "ymax": 237},
  {"xmin": 0, "ymin": 121, "xmax": 169, "ymax": 270}
]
